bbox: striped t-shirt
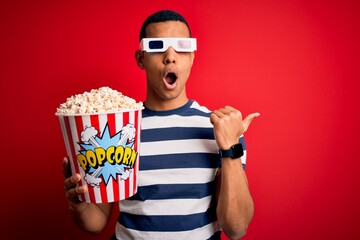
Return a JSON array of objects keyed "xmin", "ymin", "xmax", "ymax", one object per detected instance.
[{"xmin": 114, "ymin": 100, "xmax": 247, "ymax": 240}]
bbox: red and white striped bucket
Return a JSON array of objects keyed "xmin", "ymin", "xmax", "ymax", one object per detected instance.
[{"xmin": 56, "ymin": 110, "xmax": 142, "ymax": 203}]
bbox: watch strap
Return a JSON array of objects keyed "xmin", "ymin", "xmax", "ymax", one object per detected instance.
[
  {"xmin": 218, "ymin": 149, "xmax": 233, "ymax": 158},
  {"xmin": 218, "ymin": 143, "xmax": 244, "ymax": 159}
]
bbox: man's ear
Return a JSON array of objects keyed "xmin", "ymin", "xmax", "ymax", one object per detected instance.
[
  {"xmin": 191, "ymin": 52, "xmax": 195, "ymax": 65},
  {"xmin": 135, "ymin": 50, "xmax": 145, "ymax": 69}
]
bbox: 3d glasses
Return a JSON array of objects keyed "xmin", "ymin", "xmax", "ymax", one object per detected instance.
[{"xmin": 140, "ymin": 38, "xmax": 197, "ymax": 53}]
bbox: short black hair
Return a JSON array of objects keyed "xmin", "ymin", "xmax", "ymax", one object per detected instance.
[{"xmin": 139, "ymin": 10, "xmax": 192, "ymax": 41}]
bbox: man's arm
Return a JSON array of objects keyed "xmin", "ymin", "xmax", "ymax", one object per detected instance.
[
  {"xmin": 63, "ymin": 157, "xmax": 114, "ymax": 234},
  {"xmin": 215, "ymin": 163, "xmax": 254, "ymax": 239},
  {"xmin": 210, "ymin": 106, "xmax": 259, "ymax": 239}
]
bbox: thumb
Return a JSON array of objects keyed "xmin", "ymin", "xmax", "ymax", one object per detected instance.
[
  {"xmin": 62, "ymin": 157, "xmax": 72, "ymax": 178},
  {"xmin": 243, "ymin": 112, "xmax": 260, "ymax": 132}
]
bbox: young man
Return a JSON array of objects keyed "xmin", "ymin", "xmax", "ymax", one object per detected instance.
[{"xmin": 63, "ymin": 10, "xmax": 259, "ymax": 240}]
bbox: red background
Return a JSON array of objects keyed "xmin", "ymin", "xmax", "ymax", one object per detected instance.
[{"xmin": 1, "ymin": 0, "xmax": 360, "ymax": 239}]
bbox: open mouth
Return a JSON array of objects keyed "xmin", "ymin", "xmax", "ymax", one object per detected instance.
[{"xmin": 165, "ymin": 72, "xmax": 177, "ymax": 85}]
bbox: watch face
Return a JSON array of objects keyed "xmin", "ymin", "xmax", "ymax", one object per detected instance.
[{"xmin": 232, "ymin": 143, "xmax": 244, "ymax": 158}]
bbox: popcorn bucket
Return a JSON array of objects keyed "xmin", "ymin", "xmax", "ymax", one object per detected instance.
[{"xmin": 56, "ymin": 110, "xmax": 142, "ymax": 203}]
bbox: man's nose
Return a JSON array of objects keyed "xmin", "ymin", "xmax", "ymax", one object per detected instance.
[{"xmin": 163, "ymin": 47, "xmax": 176, "ymax": 64}]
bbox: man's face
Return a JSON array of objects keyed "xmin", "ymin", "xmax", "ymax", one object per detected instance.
[{"xmin": 137, "ymin": 21, "xmax": 195, "ymax": 108}]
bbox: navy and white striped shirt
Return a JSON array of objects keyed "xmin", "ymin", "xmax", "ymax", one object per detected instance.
[{"xmin": 115, "ymin": 100, "xmax": 247, "ymax": 240}]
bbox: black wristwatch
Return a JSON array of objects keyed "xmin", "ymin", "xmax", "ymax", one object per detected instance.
[{"xmin": 218, "ymin": 143, "xmax": 244, "ymax": 159}]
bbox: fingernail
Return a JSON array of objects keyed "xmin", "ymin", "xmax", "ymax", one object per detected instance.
[
  {"xmin": 73, "ymin": 175, "xmax": 80, "ymax": 181},
  {"xmin": 78, "ymin": 187, "xmax": 85, "ymax": 193}
]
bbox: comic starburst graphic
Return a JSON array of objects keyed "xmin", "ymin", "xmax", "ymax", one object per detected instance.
[{"xmin": 78, "ymin": 123, "xmax": 135, "ymax": 185}]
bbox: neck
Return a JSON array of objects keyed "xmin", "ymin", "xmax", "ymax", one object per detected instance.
[{"xmin": 145, "ymin": 95, "xmax": 189, "ymax": 111}]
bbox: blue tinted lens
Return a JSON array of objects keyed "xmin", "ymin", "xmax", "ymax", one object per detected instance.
[{"xmin": 149, "ymin": 40, "xmax": 164, "ymax": 49}]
